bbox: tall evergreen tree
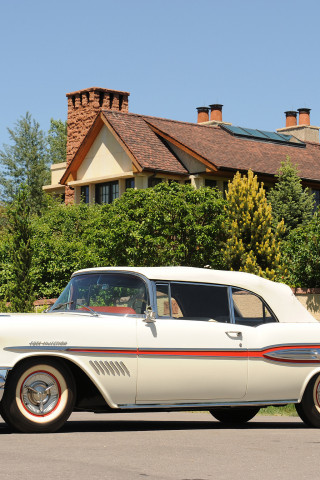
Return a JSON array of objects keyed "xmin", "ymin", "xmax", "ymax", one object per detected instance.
[
  {"xmin": 6, "ymin": 186, "xmax": 34, "ymax": 312},
  {"xmin": 267, "ymin": 157, "xmax": 315, "ymax": 234},
  {"xmin": 223, "ymin": 170, "xmax": 285, "ymax": 280},
  {"xmin": 47, "ymin": 118, "xmax": 67, "ymax": 164},
  {"xmin": 0, "ymin": 112, "xmax": 49, "ymax": 212}
]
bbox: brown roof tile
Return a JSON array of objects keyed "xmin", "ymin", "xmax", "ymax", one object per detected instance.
[
  {"xmin": 102, "ymin": 111, "xmax": 188, "ymax": 174},
  {"xmin": 145, "ymin": 116, "xmax": 320, "ymax": 182}
]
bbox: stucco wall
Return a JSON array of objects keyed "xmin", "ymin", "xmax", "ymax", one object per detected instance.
[
  {"xmin": 50, "ymin": 162, "xmax": 67, "ymax": 185},
  {"xmin": 77, "ymin": 125, "xmax": 132, "ymax": 180}
]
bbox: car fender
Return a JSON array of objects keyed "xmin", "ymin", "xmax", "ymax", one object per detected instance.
[
  {"xmin": 297, "ymin": 367, "xmax": 320, "ymax": 403},
  {"xmin": 5, "ymin": 350, "xmax": 118, "ymax": 409}
]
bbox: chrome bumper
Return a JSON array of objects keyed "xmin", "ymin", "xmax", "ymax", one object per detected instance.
[{"xmin": 0, "ymin": 369, "xmax": 11, "ymax": 401}]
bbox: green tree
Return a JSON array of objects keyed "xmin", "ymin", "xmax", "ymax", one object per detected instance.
[
  {"xmin": 267, "ymin": 157, "xmax": 315, "ymax": 234},
  {"xmin": 30, "ymin": 199, "xmax": 108, "ymax": 298},
  {"xmin": 47, "ymin": 118, "xmax": 67, "ymax": 164},
  {"xmin": 6, "ymin": 186, "xmax": 34, "ymax": 312},
  {"xmin": 0, "ymin": 112, "xmax": 49, "ymax": 213},
  {"xmin": 223, "ymin": 170, "xmax": 285, "ymax": 280},
  {"xmin": 282, "ymin": 212, "xmax": 320, "ymax": 287},
  {"xmin": 104, "ymin": 182, "xmax": 226, "ymax": 268}
]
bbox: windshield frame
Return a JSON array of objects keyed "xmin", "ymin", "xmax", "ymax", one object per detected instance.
[{"xmin": 47, "ymin": 271, "xmax": 152, "ymax": 317}]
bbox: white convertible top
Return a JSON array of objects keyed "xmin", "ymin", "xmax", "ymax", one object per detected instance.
[{"xmin": 73, "ymin": 266, "xmax": 316, "ymax": 323}]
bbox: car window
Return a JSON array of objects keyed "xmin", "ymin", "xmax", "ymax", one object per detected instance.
[
  {"xmin": 232, "ymin": 288, "xmax": 277, "ymax": 326},
  {"xmin": 50, "ymin": 273, "xmax": 148, "ymax": 315},
  {"xmin": 156, "ymin": 282, "xmax": 230, "ymax": 322}
]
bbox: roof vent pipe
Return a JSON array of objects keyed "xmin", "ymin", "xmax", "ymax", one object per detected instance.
[
  {"xmin": 285, "ymin": 111, "xmax": 298, "ymax": 127},
  {"xmin": 209, "ymin": 104, "xmax": 223, "ymax": 122},
  {"xmin": 298, "ymin": 108, "xmax": 311, "ymax": 126},
  {"xmin": 196, "ymin": 107, "xmax": 209, "ymax": 123}
]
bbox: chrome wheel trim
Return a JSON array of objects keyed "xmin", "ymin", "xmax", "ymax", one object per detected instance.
[
  {"xmin": 20, "ymin": 371, "xmax": 60, "ymax": 416},
  {"xmin": 15, "ymin": 364, "xmax": 69, "ymax": 424},
  {"xmin": 313, "ymin": 376, "xmax": 320, "ymax": 413}
]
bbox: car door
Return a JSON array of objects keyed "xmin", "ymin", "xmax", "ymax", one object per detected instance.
[{"xmin": 136, "ymin": 281, "xmax": 249, "ymax": 404}]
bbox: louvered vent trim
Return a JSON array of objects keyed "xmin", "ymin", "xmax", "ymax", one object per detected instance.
[{"xmin": 89, "ymin": 360, "xmax": 130, "ymax": 377}]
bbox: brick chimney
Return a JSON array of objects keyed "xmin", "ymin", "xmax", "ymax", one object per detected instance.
[
  {"xmin": 66, "ymin": 87, "xmax": 130, "ymax": 166},
  {"xmin": 285, "ymin": 111, "xmax": 298, "ymax": 127},
  {"xmin": 298, "ymin": 108, "xmax": 311, "ymax": 125},
  {"xmin": 209, "ymin": 104, "xmax": 223, "ymax": 122},
  {"xmin": 196, "ymin": 107, "xmax": 209, "ymax": 123},
  {"xmin": 64, "ymin": 87, "xmax": 130, "ymax": 204},
  {"xmin": 277, "ymin": 107, "xmax": 319, "ymax": 143}
]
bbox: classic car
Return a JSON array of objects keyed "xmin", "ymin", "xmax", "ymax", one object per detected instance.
[{"xmin": 0, "ymin": 266, "xmax": 320, "ymax": 433}]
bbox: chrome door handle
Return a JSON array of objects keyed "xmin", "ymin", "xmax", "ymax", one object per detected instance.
[{"xmin": 226, "ymin": 331, "xmax": 242, "ymax": 338}]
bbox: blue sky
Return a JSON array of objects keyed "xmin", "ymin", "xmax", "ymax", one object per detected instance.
[{"xmin": 1, "ymin": 0, "xmax": 320, "ymax": 147}]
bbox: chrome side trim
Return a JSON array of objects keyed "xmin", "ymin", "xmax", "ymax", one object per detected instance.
[
  {"xmin": 4, "ymin": 346, "xmax": 70, "ymax": 353},
  {"xmin": 4, "ymin": 346, "xmax": 137, "ymax": 354},
  {"xmin": 118, "ymin": 399, "xmax": 298, "ymax": 409},
  {"xmin": 264, "ymin": 348, "xmax": 320, "ymax": 362},
  {"xmin": 0, "ymin": 368, "xmax": 12, "ymax": 401}
]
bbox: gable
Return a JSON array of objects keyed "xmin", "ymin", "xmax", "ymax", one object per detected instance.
[
  {"xmin": 77, "ymin": 124, "xmax": 133, "ymax": 181},
  {"xmin": 164, "ymin": 140, "xmax": 206, "ymax": 173}
]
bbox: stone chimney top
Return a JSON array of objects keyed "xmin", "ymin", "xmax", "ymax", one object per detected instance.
[
  {"xmin": 196, "ymin": 107, "xmax": 209, "ymax": 123},
  {"xmin": 285, "ymin": 111, "xmax": 298, "ymax": 127},
  {"xmin": 277, "ymin": 107, "xmax": 319, "ymax": 143},
  {"xmin": 298, "ymin": 108, "xmax": 311, "ymax": 126},
  {"xmin": 209, "ymin": 104, "xmax": 223, "ymax": 122}
]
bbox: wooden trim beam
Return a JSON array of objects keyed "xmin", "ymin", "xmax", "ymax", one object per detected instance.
[{"xmin": 61, "ymin": 115, "xmax": 105, "ymax": 184}]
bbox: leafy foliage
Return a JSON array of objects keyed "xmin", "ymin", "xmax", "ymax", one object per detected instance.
[
  {"xmin": 223, "ymin": 170, "xmax": 285, "ymax": 280},
  {"xmin": 47, "ymin": 119, "xmax": 67, "ymax": 165},
  {"xmin": 0, "ymin": 184, "xmax": 227, "ymax": 300},
  {"xmin": 103, "ymin": 183, "xmax": 227, "ymax": 268},
  {"xmin": 0, "ymin": 112, "xmax": 49, "ymax": 213},
  {"xmin": 268, "ymin": 157, "xmax": 315, "ymax": 234},
  {"xmin": 282, "ymin": 212, "xmax": 320, "ymax": 287},
  {"xmin": 30, "ymin": 199, "xmax": 110, "ymax": 298},
  {"xmin": 6, "ymin": 187, "xmax": 35, "ymax": 312}
]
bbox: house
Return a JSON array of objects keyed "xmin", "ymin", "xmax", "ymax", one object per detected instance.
[{"xmin": 43, "ymin": 87, "xmax": 320, "ymax": 204}]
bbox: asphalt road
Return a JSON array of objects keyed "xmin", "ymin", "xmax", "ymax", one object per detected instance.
[{"xmin": 0, "ymin": 411, "xmax": 318, "ymax": 480}]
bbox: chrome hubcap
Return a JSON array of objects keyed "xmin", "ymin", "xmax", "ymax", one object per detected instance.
[{"xmin": 21, "ymin": 372, "xmax": 60, "ymax": 416}]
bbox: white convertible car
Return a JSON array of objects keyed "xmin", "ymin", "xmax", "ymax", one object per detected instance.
[{"xmin": 0, "ymin": 266, "xmax": 320, "ymax": 433}]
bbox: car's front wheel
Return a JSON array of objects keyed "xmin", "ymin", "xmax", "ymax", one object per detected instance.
[
  {"xmin": 296, "ymin": 373, "xmax": 320, "ymax": 428},
  {"xmin": 210, "ymin": 406, "xmax": 260, "ymax": 424},
  {"xmin": 1, "ymin": 358, "xmax": 76, "ymax": 433}
]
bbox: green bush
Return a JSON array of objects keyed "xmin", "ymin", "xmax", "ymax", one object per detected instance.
[{"xmin": 0, "ymin": 183, "xmax": 227, "ymax": 300}]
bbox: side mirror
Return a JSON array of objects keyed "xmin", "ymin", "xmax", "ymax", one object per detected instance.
[{"xmin": 143, "ymin": 305, "xmax": 156, "ymax": 323}]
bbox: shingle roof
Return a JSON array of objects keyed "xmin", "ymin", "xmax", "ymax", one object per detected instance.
[
  {"xmin": 145, "ymin": 116, "xmax": 320, "ymax": 182},
  {"xmin": 68, "ymin": 109, "xmax": 320, "ymax": 183},
  {"xmin": 102, "ymin": 111, "xmax": 188, "ymax": 174}
]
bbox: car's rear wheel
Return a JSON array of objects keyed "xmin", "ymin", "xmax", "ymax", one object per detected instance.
[
  {"xmin": 296, "ymin": 373, "xmax": 320, "ymax": 428},
  {"xmin": 1, "ymin": 358, "xmax": 76, "ymax": 433},
  {"xmin": 210, "ymin": 406, "xmax": 260, "ymax": 424}
]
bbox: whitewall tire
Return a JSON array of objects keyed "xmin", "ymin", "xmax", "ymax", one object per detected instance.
[{"xmin": 1, "ymin": 358, "xmax": 76, "ymax": 433}]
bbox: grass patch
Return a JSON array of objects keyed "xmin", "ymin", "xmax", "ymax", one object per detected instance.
[{"xmin": 258, "ymin": 404, "xmax": 298, "ymax": 416}]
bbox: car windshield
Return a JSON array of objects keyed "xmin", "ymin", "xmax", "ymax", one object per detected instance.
[{"xmin": 48, "ymin": 273, "xmax": 148, "ymax": 315}]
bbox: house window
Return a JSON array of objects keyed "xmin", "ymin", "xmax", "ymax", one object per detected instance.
[
  {"xmin": 95, "ymin": 181, "xmax": 119, "ymax": 204},
  {"xmin": 205, "ymin": 179, "xmax": 217, "ymax": 188},
  {"xmin": 148, "ymin": 177, "xmax": 163, "ymax": 188},
  {"xmin": 80, "ymin": 186, "xmax": 89, "ymax": 204},
  {"xmin": 125, "ymin": 178, "xmax": 135, "ymax": 190}
]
